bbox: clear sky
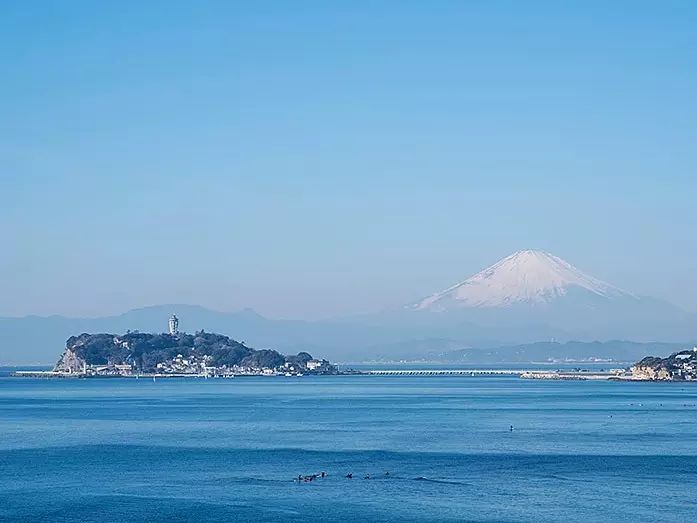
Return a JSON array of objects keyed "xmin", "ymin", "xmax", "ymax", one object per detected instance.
[{"xmin": 2, "ymin": 1, "xmax": 696, "ymax": 319}]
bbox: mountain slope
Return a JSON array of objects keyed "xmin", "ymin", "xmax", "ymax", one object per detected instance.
[
  {"xmin": 0, "ymin": 305, "xmax": 440, "ymax": 365},
  {"xmin": 410, "ymin": 250, "xmax": 633, "ymax": 311},
  {"xmin": 397, "ymin": 250, "xmax": 695, "ymax": 347}
]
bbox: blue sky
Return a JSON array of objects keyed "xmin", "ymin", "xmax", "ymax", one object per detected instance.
[{"xmin": 2, "ymin": 1, "xmax": 696, "ymax": 318}]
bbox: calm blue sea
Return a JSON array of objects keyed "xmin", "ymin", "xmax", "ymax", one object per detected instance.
[{"xmin": 1, "ymin": 370, "xmax": 696, "ymax": 522}]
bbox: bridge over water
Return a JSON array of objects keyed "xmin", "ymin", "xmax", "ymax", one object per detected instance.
[{"xmin": 363, "ymin": 369, "xmax": 526, "ymax": 376}]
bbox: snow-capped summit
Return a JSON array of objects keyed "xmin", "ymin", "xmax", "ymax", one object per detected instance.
[{"xmin": 410, "ymin": 250, "xmax": 632, "ymax": 311}]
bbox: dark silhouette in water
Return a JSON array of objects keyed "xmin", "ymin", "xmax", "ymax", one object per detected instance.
[
  {"xmin": 296, "ymin": 474, "xmax": 318, "ymax": 482},
  {"xmin": 346, "ymin": 473, "xmax": 353, "ymax": 479}
]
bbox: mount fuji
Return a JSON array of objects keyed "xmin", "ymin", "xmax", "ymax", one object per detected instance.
[
  {"xmin": 384, "ymin": 249, "xmax": 694, "ymax": 347},
  {"xmin": 409, "ymin": 250, "xmax": 634, "ymax": 311}
]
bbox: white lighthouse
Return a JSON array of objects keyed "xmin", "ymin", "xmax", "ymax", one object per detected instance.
[{"xmin": 168, "ymin": 314, "xmax": 179, "ymax": 335}]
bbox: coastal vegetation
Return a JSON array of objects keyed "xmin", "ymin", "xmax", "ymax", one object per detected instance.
[{"xmin": 53, "ymin": 330, "xmax": 334, "ymax": 376}]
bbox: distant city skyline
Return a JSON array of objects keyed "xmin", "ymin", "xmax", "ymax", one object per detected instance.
[{"xmin": 2, "ymin": 1, "xmax": 696, "ymax": 319}]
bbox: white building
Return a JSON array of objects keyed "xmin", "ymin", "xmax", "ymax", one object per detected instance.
[
  {"xmin": 168, "ymin": 314, "xmax": 179, "ymax": 335},
  {"xmin": 306, "ymin": 360, "xmax": 323, "ymax": 371}
]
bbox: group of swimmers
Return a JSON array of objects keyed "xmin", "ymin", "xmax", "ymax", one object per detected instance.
[{"xmin": 296, "ymin": 471, "xmax": 390, "ymax": 482}]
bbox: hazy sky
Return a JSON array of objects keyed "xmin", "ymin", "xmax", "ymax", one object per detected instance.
[{"xmin": 2, "ymin": 1, "xmax": 696, "ymax": 319}]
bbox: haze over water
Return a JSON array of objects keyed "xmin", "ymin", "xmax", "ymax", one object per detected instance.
[{"xmin": 2, "ymin": 372, "xmax": 696, "ymax": 522}]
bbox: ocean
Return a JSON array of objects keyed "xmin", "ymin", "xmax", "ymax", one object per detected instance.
[{"xmin": 1, "ymin": 370, "xmax": 696, "ymax": 522}]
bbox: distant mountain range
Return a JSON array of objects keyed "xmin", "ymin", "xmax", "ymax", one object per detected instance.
[
  {"xmin": 435, "ymin": 340, "xmax": 687, "ymax": 364},
  {"xmin": 2, "ymin": 250, "xmax": 695, "ymax": 364}
]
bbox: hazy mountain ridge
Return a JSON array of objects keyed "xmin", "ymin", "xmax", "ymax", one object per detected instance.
[
  {"xmin": 439, "ymin": 340, "xmax": 688, "ymax": 364},
  {"xmin": 0, "ymin": 305, "xmax": 422, "ymax": 364},
  {"xmin": 2, "ymin": 301, "xmax": 694, "ymax": 365},
  {"xmin": 2, "ymin": 251, "xmax": 695, "ymax": 364}
]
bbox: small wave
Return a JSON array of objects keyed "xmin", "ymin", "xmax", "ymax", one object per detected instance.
[
  {"xmin": 534, "ymin": 474, "xmax": 574, "ymax": 482},
  {"xmin": 413, "ymin": 476, "xmax": 470, "ymax": 486},
  {"xmin": 206, "ymin": 476, "xmax": 292, "ymax": 486}
]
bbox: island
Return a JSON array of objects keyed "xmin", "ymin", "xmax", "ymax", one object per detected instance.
[{"xmin": 14, "ymin": 328, "xmax": 336, "ymax": 378}]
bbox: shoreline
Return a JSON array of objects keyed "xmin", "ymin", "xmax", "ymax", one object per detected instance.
[
  {"xmin": 9, "ymin": 368, "xmax": 694, "ymax": 382},
  {"xmin": 9, "ymin": 370, "xmax": 304, "ymax": 379}
]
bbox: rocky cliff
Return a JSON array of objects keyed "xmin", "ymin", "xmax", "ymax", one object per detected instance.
[
  {"xmin": 631, "ymin": 349, "xmax": 697, "ymax": 381},
  {"xmin": 53, "ymin": 348, "xmax": 86, "ymax": 374}
]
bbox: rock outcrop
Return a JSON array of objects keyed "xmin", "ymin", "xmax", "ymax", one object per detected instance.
[
  {"xmin": 53, "ymin": 348, "xmax": 86, "ymax": 374},
  {"xmin": 631, "ymin": 349, "xmax": 697, "ymax": 381}
]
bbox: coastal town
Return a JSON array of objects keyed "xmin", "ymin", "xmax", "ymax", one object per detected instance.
[{"xmin": 14, "ymin": 352, "xmax": 335, "ymax": 379}]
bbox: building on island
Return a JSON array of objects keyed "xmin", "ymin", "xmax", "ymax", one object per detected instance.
[
  {"xmin": 306, "ymin": 360, "xmax": 323, "ymax": 371},
  {"xmin": 168, "ymin": 314, "xmax": 179, "ymax": 335}
]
